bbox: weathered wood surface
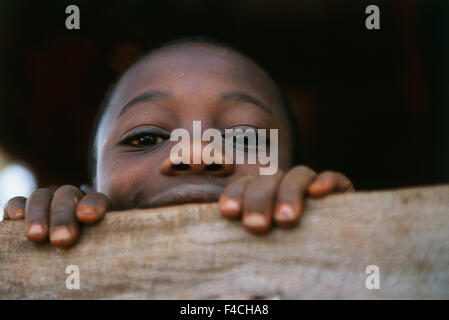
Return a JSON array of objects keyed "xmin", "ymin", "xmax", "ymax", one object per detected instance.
[{"xmin": 1, "ymin": 185, "xmax": 449, "ymax": 299}]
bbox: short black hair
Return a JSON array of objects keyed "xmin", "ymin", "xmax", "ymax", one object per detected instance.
[{"xmin": 87, "ymin": 36, "xmax": 302, "ymax": 185}]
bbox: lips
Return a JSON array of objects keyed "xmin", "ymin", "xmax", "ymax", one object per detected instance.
[{"xmin": 143, "ymin": 183, "xmax": 223, "ymax": 208}]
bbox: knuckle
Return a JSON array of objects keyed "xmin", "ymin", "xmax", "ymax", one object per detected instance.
[
  {"xmin": 318, "ymin": 171, "xmax": 338, "ymax": 181},
  {"xmin": 339, "ymin": 172, "xmax": 351, "ymax": 181},
  {"xmin": 56, "ymin": 184, "xmax": 81, "ymax": 194},
  {"xmin": 247, "ymin": 180, "xmax": 278, "ymax": 201},
  {"xmin": 32, "ymin": 188, "xmax": 53, "ymax": 197},
  {"xmin": 94, "ymin": 192, "xmax": 109, "ymax": 201},
  {"xmin": 53, "ymin": 185, "xmax": 83, "ymax": 204},
  {"xmin": 10, "ymin": 196, "xmax": 26, "ymax": 202},
  {"xmin": 250, "ymin": 177, "xmax": 275, "ymax": 193},
  {"xmin": 224, "ymin": 175, "xmax": 253, "ymax": 192},
  {"xmin": 79, "ymin": 192, "xmax": 109, "ymax": 211},
  {"xmin": 4, "ymin": 197, "xmax": 26, "ymax": 212},
  {"xmin": 320, "ymin": 170, "xmax": 336, "ymax": 176},
  {"xmin": 323, "ymin": 171, "xmax": 350, "ymax": 182},
  {"xmin": 293, "ymin": 165, "xmax": 317, "ymax": 177},
  {"xmin": 239, "ymin": 175, "xmax": 256, "ymax": 184}
]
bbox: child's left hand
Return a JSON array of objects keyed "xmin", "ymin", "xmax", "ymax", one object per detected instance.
[{"xmin": 218, "ymin": 166, "xmax": 354, "ymax": 234}]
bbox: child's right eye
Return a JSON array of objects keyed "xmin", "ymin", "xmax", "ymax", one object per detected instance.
[
  {"xmin": 123, "ymin": 133, "xmax": 164, "ymax": 147},
  {"xmin": 119, "ymin": 127, "xmax": 169, "ymax": 148}
]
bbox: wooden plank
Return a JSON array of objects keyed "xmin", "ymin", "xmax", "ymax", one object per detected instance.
[{"xmin": 1, "ymin": 185, "xmax": 449, "ymax": 299}]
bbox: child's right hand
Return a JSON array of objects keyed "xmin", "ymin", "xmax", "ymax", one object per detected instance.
[{"xmin": 2, "ymin": 185, "xmax": 112, "ymax": 248}]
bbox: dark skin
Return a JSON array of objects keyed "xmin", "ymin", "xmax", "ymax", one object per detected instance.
[{"xmin": 2, "ymin": 43, "xmax": 354, "ymax": 247}]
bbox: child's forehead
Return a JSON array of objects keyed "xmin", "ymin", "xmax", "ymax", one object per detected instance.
[
  {"xmin": 119, "ymin": 45, "xmax": 277, "ymax": 98},
  {"xmin": 102, "ymin": 43, "xmax": 287, "ymax": 125},
  {"xmin": 132, "ymin": 43, "xmax": 263, "ymax": 78}
]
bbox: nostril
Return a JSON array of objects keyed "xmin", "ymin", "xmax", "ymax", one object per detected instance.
[
  {"xmin": 173, "ymin": 163, "xmax": 191, "ymax": 171},
  {"xmin": 205, "ymin": 163, "xmax": 223, "ymax": 172}
]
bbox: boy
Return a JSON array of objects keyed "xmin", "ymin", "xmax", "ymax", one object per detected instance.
[{"xmin": 2, "ymin": 37, "xmax": 354, "ymax": 248}]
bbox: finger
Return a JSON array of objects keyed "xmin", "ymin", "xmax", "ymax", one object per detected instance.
[
  {"xmin": 4, "ymin": 196, "xmax": 27, "ymax": 220},
  {"xmin": 25, "ymin": 189, "xmax": 53, "ymax": 242},
  {"xmin": 76, "ymin": 192, "xmax": 112, "ymax": 224},
  {"xmin": 49, "ymin": 185, "xmax": 83, "ymax": 248},
  {"xmin": 242, "ymin": 172, "xmax": 284, "ymax": 235},
  {"xmin": 218, "ymin": 176, "xmax": 253, "ymax": 220},
  {"xmin": 308, "ymin": 171, "xmax": 354, "ymax": 197},
  {"xmin": 3, "ymin": 201, "xmax": 9, "ymax": 220},
  {"xmin": 274, "ymin": 166, "xmax": 317, "ymax": 228}
]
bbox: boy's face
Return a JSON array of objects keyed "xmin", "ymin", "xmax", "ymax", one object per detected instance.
[{"xmin": 95, "ymin": 43, "xmax": 293, "ymax": 210}]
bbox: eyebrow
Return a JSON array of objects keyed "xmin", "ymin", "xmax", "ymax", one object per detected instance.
[
  {"xmin": 220, "ymin": 92, "xmax": 273, "ymax": 115},
  {"xmin": 117, "ymin": 90, "xmax": 273, "ymax": 119},
  {"xmin": 117, "ymin": 90, "xmax": 172, "ymax": 119}
]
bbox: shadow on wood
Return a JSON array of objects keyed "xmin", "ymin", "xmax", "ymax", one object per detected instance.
[{"xmin": 1, "ymin": 185, "xmax": 449, "ymax": 299}]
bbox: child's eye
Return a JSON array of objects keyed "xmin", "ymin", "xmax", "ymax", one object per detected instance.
[
  {"xmin": 120, "ymin": 127, "xmax": 169, "ymax": 148},
  {"xmin": 125, "ymin": 133, "xmax": 164, "ymax": 147},
  {"xmin": 222, "ymin": 125, "xmax": 268, "ymax": 153}
]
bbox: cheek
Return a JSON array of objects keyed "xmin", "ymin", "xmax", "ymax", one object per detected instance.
[{"xmin": 97, "ymin": 154, "xmax": 161, "ymax": 209}]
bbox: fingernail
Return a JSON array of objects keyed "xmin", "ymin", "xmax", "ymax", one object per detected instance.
[
  {"xmin": 221, "ymin": 199, "xmax": 240, "ymax": 213},
  {"xmin": 28, "ymin": 223, "xmax": 44, "ymax": 235},
  {"xmin": 51, "ymin": 227, "xmax": 71, "ymax": 242},
  {"xmin": 310, "ymin": 181, "xmax": 322, "ymax": 191},
  {"xmin": 78, "ymin": 205, "xmax": 96, "ymax": 215},
  {"xmin": 244, "ymin": 214, "xmax": 266, "ymax": 227},
  {"xmin": 276, "ymin": 205, "xmax": 295, "ymax": 221},
  {"xmin": 13, "ymin": 208, "xmax": 24, "ymax": 219}
]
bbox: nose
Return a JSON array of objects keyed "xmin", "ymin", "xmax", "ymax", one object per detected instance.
[
  {"xmin": 160, "ymin": 141, "xmax": 235, "ymax": 177},
  {"xmin": 161, "ymin": 160, "xmax": 235, "ymax": 176}
]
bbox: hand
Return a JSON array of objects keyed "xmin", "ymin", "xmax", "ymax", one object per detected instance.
[
  {"xmin": 2, "ymin": 185, "xmax": 112, "ymax": 248},
  {"xmin": 218, "ymin": 166, "xmax": 354, "ymax": 234}
]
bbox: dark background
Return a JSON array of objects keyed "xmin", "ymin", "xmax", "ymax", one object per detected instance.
[{"xmin": 0, "ymin": 0, "xmax": 448, "ymax": 190}]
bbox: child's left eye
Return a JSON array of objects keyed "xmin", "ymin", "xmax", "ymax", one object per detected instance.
[{"xmin": 122, "ymin": 133, "xmax": 165, "ymax": 147}]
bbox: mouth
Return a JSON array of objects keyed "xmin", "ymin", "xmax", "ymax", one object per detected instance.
[{"xmin": 142, "ymin": 183, "xmax": 223, "ymax": 208}]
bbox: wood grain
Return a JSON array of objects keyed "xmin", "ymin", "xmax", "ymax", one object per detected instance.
[{"xmin": 1, "ymin": 185, "xmax": 448, "ymax": 299}]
